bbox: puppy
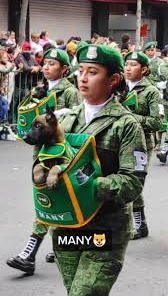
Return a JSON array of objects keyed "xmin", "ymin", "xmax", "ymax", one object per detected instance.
[
  {"xmin": 23, "ymin": 106, "xmax": 68, "ymax": 189},
  {"xmin": 31, "ymin": 84, "xmax": 47, "ymax": 101},
  {"xmin": 19, "ymin": 84, "xmax": 48, "ymax": 111}
]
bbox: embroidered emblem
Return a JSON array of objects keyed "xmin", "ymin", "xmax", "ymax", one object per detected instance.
[
  {"xmin": 18, "ymin": 115, "xmax": 27, "ymax": 126},
  {"xmin": 132, "ymin": 52, "xmax": 138, "ymax": 59},
  {"xmin": 36, "ymin": 192, "xmax": 51, "ymax": 208},
  {"xmin": 86, "ymin": 46, "xmax": 98, "ymax": 59},
  {"xmin": 50, "ymin": 49, "xmax": 57, "ymax": 58}
]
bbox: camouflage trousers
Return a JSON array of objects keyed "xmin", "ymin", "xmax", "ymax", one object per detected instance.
[
  {"xmin": 133, "ymin": 149, "xmax": 152, "ymax": 210},
  {"xmin": 53, "ymin": 239, "xmax": 129, "ymax": 296},
  {"xmin": 32, "ymin": 220, "xmax": 49, "ymax": 237},
  {"xmin": 164, "ymin": 129, "xmax": 168, "ymax": 143}
]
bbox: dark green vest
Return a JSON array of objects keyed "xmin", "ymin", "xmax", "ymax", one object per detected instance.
[
  {"xmin": 33, "ymin": 133, "xmax": 102, "ymax": 228},
  {"xmin": 17, "ymin": 91, "xmax": 57, "ymax": 139}
]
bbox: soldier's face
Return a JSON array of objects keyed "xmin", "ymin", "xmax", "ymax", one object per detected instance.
[
  {"xmin": 145, "ymin": 48, "xmax": 156, "ymax": 58},
  {"xmin": 124, "ymin": 60, "xmax": 147, "ymax": 82},
  {"xmin": 77, "ymin": 63, "xmax": 119, "ymax": 104},
  {"xmin": 43, "ymin": 59, "xmax": 67, "ymax": 80}
]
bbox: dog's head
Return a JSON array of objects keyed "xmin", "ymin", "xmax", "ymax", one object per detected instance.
[
  {"xmin": 31, "ymin": 85, "xmax": 47, "ymax": 100},
  {"xmin": 23, "ymin": 105, "xmax": 64, "ymax": 146}
]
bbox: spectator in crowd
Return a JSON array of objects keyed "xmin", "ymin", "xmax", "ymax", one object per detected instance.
[
  {"xmin": 0, "ymin": 49, "xmax": 16, "ymax": 107},
  {"xmin": 34, "ymin": 47, "xmax": 44, "ymax": 67},
  {"xmin": 56, "ymin": 38, "xmax": 66, "ymax": 50},
  {"xmin": 107, "ymin": 36, "xmax": 119, "ymax": 49},
  {"xmin": 121, "ymin": 33, "xmax": 132, "ymax": 52},
  {"xmin": 121, "ymin": 43, "xmax": 130, "ymax": 57},
  {"xmin": 90, "ymin": 32, "xmax": 100, "ymax": 44},
  {"xmin": 0, "ymin": 30, "xmax": 8, "ymax": 44},
  {"xmin": 30, "ymin": 32, "xmax": 43, "ymax": 56},
  {"xmin": 67, "ymin": 36, "xmax": 81, "ymax": 44},
  {"xmin": 66, "ymin": 41, "xmax": 78, "ymax": 85},
  {"xmin": 12, "ymin": 42, "xmax": 41, "ymax": 122},
  {"xmin": 66, "ymin": 41, "xmax": 77, "ymax": 63},
  {"xmin": 6, "ymin": 31, "xmax": 16, "ymax": 47},
  {"xmin": 0, "ymin": 84, "xmax": 8, "ymax": 124},
  {"xmin": 39, "ymin": 31, "xmax": 56, "ymax": 48}
]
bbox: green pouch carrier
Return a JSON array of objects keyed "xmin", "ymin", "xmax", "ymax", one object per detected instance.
[
  {"xmin": 160, "ymin": 116, "xmax": 168, "ymax": 131},
  {"xmin": 122, "ymin": 90, "xmax": 138, "ymax": 111},
  {"xmin": 17, "ymin": 91, "xmax": 57, "ymax": 139},
  {"xmin": 33, "ymin": 133, "xmax": 102, "ymax": 228}
]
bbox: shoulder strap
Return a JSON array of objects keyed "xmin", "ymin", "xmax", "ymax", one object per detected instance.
[{"xmin": 78, "ymin": 115, "xmax": 123, "ymax": 137}]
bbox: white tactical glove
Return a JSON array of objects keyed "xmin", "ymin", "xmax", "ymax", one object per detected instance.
[
  {"xmin": 157, "ymin": 80, "xmax": 167, "ymax": 90},
  {"xmin": 158, "ymin": 104, "xmax": 164, "ymax": 116},
  {"xmin": 54, "ymin": 108, "xmax": 71, "ymax": 119}
]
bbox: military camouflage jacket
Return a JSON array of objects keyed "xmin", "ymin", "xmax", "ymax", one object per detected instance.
[
  {"xmin": 128, "ymin": 77, "xmax": 161, "ymax": 151},
  {"xmin": 50, "ymin": 77, "xmax": 82, "ymax": 109},
  {"xmin": 147, "ymin": 57, "xmax": 168, "ymax": 85},
  {"xmin": 59, "ymin": 97, "xmax": 147, "ymax": 243}
]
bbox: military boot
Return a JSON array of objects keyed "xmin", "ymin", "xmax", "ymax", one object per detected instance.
[
  {"xmin": 6, "ymin": 234, "xmax": 43, "ymax": 275},
  {"xmin": 156, "ymin": 144, "xmax": 168, "ymax": 164},
  {"xmin": 132, "ymin": 208, "xmax": 149, "ymax": 240},
  {"xmin": 46, "ymin": 252, "xmax": 55, "ymax": 263}
]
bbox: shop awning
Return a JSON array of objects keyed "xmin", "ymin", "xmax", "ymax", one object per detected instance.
[{"xmin": 89, "ymin": 0, "xmax": 168, "ymax": 4}]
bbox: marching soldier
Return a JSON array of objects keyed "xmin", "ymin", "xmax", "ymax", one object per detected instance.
[
  {"xmin": 52, "ymin": 44, "xmax": 147, "ymax": 295},
  {"xmin": 144, "ymin": 41, "xmax": 168, "ymax": 151},
  {"xmin": 124, "ymin": 51, "xmax": 161, "ymax": 239},
  {"xmin": 6, "ymin": 47, "xmax": 82, "ymax": 275}
]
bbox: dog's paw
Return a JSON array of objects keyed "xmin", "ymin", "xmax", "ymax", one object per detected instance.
[
  {"xmin": 33, "ymin": 165, "xmax": 45, "ymax": 184},
  {"xmin": 46, "ymin": 175, "xmax": 59, "ymax": 190}
]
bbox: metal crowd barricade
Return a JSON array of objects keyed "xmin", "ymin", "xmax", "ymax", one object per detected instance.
[{"xmin": 0, "ymin": 69, "xmax": 43, "ymax": 138}]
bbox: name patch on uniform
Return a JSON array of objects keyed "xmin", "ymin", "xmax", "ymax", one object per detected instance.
[{"xmin": 134, "ymin": 151, "xmax": 147, "ymax": 171}]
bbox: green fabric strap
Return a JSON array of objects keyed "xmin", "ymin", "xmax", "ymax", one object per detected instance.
[
  {"xmin": 122, "ymin": 91, "xmax": 138, "ymax": 110},
  {"xmin": 38, "ymin": 141, "xmax": 75, "ymax": 162},
  {"xmin": 78, "ymin": 116, "xmax": 122, "ymax": 136}
]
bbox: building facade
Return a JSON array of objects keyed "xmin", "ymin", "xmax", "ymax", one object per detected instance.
[{"xmin": 0, "ymin": 0, "xmax": 168, "ymax": 47}]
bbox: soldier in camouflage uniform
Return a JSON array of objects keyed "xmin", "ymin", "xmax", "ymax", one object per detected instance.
[
  {"xmin": 124, "ymin": 51, "xmax": 161, "ymax": 239},
  {"xmin": 155, "ymin": 61, "xmax": 168, "ymax": 163},
  {"xmin": 143, "ymin": 41, "xmax": 168, "ymax": 154},
  {"xmin": 52, "ymin": 44, "xmax": 147, "ymax": 295},
  {"xmin": 6, "ymin": 48, "xmax": 82, "ymax": 275}
]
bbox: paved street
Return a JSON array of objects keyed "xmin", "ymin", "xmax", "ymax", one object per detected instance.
[{"xmin": 0, "ymin": 140, "xmax": 168, "ymax": 296}]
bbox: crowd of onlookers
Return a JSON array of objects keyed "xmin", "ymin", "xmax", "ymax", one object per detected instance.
[{"xmin": 0, "ymin": 28, "xmax": 168, "ymax": 128}]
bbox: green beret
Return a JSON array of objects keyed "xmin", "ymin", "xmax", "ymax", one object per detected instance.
[
  {"xmin": 43, "ymin": 48, "xmax": 70, "ymax": 66},
  {"xmin": 125, "ymin": 51, "xmax": 149, "ymax": 66},
  {"xmin": 76, "ymin": 41, "xmax": 88, "ymax": 51},
  {"xmin": 144, "ymin": 41, "xmax": 157, "ymax": 51},
  {"xmin": 76, "ymin": 44, "xmax": 124, "ymax": 70}
]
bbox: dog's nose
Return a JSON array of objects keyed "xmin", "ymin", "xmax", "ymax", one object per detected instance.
[
  {"xmin": 23, "ymin": 134, "xmax": 31, "ymax": 143},
  {"xmin": 23, "ymin": 135, "xmax": 27, "ymax": 141}
]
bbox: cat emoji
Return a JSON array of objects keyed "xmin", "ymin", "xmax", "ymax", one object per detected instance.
[{"xmin": 93, "ymin": 233, "xmax": 106, "ymax": 247}]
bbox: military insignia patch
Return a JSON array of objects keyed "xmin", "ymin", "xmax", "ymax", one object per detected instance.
[
  {"xmin": 50, "ymin": 49, "xmax": 57, "ymax": 58},
  {"xmin": 132, "ymin": 52, "xmax": 138, "ymax": 59},
  {"xmin": 86, "ymin": 46, "xmax": 98, "ymax": 59}
]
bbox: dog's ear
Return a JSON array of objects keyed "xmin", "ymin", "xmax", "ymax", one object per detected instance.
[{"xmin": 45, "ymin": 104, "xmax": 57, "ymax": 124}]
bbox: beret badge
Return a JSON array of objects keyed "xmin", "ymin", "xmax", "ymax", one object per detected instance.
[
  {"xmin": 50, "ymin": 49, "xmax": 58, "ymax": 58},
  {"xmin": 86, "ymin": 46, "xmax": 98, "ymax": 59}
]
